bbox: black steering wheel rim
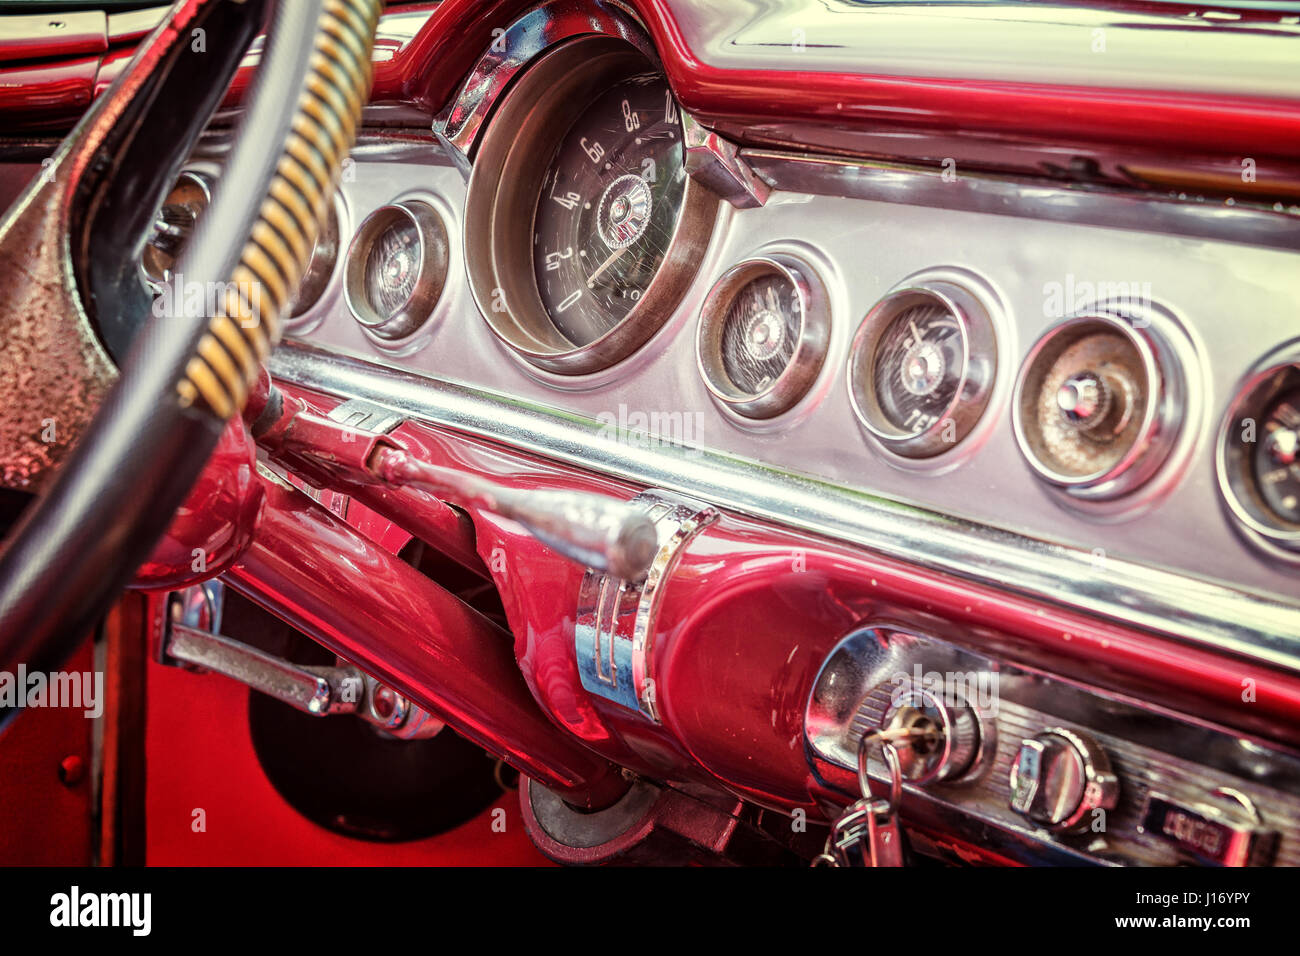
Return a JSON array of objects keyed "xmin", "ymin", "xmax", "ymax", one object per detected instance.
[{"xmin": 0, "ymin": 0, "xmax": 335, "ymax": 723}]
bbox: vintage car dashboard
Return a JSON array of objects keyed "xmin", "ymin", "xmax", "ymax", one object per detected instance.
[{"xmin": 6, "ymin": 0, "xmax": 1300, "ymax": 866}]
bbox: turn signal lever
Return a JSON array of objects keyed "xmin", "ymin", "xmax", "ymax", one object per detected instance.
[
  {"xmin": 370, "ymin": 448, "xmax": 658, "ymax": 582},
  {"xmin": 254, "ymin": 387, "xmax": 659, "ymax": 582}
]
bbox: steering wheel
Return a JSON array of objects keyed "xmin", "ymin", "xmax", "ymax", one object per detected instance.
[{"xmin": 0, "ymin": 0, "xmax": 380, "ymax": 723}]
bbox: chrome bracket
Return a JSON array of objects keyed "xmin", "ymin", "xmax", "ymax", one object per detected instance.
[
  {"xmin": 574, "ymin": 490, "xmax": 718, "ymax": 721},
  {"xmin": 326, "ymin": 397, "xmax": 406, "ymax": 435},
  {"xmin": 682, "ymin": 112, "xmax": 770, "ymax": 209}
]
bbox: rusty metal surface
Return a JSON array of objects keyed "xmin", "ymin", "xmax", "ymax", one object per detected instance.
[
  {"xmin": 0, "ymin": 162, "xmax": 117, "ymax": 491},
  {"xmin": 0, "ymin": 3, "xmax": 217, "ymax": 491}
]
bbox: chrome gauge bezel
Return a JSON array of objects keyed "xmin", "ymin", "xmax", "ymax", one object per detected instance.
[
  {"xmin": 1012, "ymin": 308, "xmax": 1184, "ymax": 502},
  {"xmin": 463, "ymin": 34, "xmax": 718, "ymax": 375},
  {"xmin": 284, "ymin": 191, "xmax": 346, "ymax": 330},
  {"xmin": 847, "ymin": 278, "xmax": 998, "ymax": 459},
  {"xmin": 1216, "ymin": 342, "xmax": 1300, "ymax": 563},
  {"xmin": 141, "ymin": 168, "xmax": 213, "ymax": 292},
  {"xmin": 696, "ymin": 254, "xmax": 829, "ymax": 419},
  {"xmin": 343, "ymin": 200, "xmax": 449, "ymax": 342}
]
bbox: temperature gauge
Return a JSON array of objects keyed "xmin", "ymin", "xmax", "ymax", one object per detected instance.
[{"xmin": 848, "ymin": 280, "xmax": 997, "ymax": 458}]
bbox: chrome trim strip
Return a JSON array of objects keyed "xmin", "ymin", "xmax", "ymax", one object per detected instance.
[
  {"xmin": 269, "ymin": 341, "xmax": 1300, "ymax": 674},
  {"xmin": 744, "ymin": 150, "xmax": 1300, "ymax": 253}
]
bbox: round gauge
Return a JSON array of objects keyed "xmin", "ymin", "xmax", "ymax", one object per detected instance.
[
  {"xmin": 464, "ymin": 35, "xmax": 717, "ymax": 374},
  {"xmin": 873, "ymin": 301, "xmax": 963, "ymax": 434},
  {"xmin": 284, "ymin": 196, "xmax": 342, "ymax": 324},
  {"xmin": 532, "ymin": 75, "xmax": 687, "ymax": 347},
  {"xmin": 366, "ymin": 217, "xmax": 419, "ymax": 314},
  {"xmin": 344, "ymin": 201, "xmax": 449, "ymax": 342},
  {"xmin": 696, "ymin": 254, "xmax": 829, "ymax": 418},
  {"xmin": 1013, "ymin": 312, "xmax": 1183, "ymax": 500},
  {"xmin": 1217, "ymin": 347, "xmax": 1300, "ymax": 559},
  {"xmin": 141, "ymin": 170, "xmax": 211, "ymax": 290},
  {"xmin": 848, "ymin": 281, "xmax": 997, "ymax": 458},
  {"xmin": 1256, "ymin": 390, "xmax": 1300, "ymax": 524}
]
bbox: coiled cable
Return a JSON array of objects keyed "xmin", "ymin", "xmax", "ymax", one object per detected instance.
[{"xmin": 179, "ymin": 0, "xmax": 383, "ymax": 419}]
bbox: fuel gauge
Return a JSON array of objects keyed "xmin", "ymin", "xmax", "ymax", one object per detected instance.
[{"xmin": 696, "ymin": 254, "xmax": 830, "ymax": 419}]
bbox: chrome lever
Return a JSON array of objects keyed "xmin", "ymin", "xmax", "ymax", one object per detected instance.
[
  {"xmin": 163, "ymin": 588, "xmax": 443, "ymax": 739},
  {"xmin": 256, "ymin": 392, "xmax": 661, "ymax": 582},
  {"xmin": 166, "ymin": 623, "xmax": 364, "ymax": 717},
  {"xmin": 371, "ymin": 447, "xmax": 660, "ymax": 582}
]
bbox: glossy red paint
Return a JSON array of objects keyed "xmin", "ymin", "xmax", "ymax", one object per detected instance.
[
  {"xmin": 258, "ymin": 386, "xmax": 485, "ymax": 575},
  {"xmin": 274, "ymin": 389, "xmax": 1300, "ymax": 825},
  {"xmin": 146, "ymin": 651, "xmax": 553, "ymax": 865},
  {"xmin": 0, "ymin": 643, "xmax": 97, "ymax": 864},
  {"xmin": 133, "ymin": 417, "xmax": 263, "ymax": 591},
  {"xmin": 1, "ymin": 4, "xmax": 438, "ymax": 128},
  {"xmin": 630, "ymin": 1, "xmax": 1300, "ymax": 160},
  {"xmin": 393, "ymin": 0, "xmax": 537, "ymax": 110},
  {"xmin": 392, "ymin": 0, "xmax": 1300, "ymax": 163},
  {"xmin": 9, "ymin": 0, "xmax": 1298, "ymax": 169},
  {"xmin": 0, "ymin": 14, "xmax": 107, "ymax": 63},
  {"xmin": 652, "ymin": 516, "xmax": 1300, "ymax": 811},
  {"xmin": 223, "ymin": 469, "xmax": 627, "ymax": 809},
  {"xmin": 0, "ymin": 57, "xmax": 97, "ymax": 129}
]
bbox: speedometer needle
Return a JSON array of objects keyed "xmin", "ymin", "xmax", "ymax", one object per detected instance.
[{"xmin": 586, "ymin": 247, "xmax": 627, "ymax": 289}]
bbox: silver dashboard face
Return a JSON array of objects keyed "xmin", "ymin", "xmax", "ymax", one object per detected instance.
[{"xmin": 281, "ymin": 144, "xmax": 1300, "ymax": 609}]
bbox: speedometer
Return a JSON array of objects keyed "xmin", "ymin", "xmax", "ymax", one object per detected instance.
[
  {"xmin": 532, "ymin": 75, "xmax": 686, "ymax": 347},
  {"xmin": 464, "ymin": 35, "xmax": 717, "ymax": 375}
]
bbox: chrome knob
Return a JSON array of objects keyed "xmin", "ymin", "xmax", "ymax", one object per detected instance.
[
  {"xmin": 1009, "ymin": 728, "xmax": 1119, "ymax": 832},
  {"xmin": 1057, "ymin": 372, "xmax": 1110, "ymax": 427}
]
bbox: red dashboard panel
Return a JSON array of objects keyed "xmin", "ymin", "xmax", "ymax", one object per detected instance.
[
  {"xmin": 6, "ymin": 0, "xmax": 1298, "ymax": 170},
  {"xmin": 269, "ymin": 386, "xmax": 1300, "ymax": 823}
]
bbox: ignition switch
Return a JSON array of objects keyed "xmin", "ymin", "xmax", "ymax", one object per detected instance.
[{"xmin": 880, "ymin": 678, "xmax": 984, "ymax": 785}]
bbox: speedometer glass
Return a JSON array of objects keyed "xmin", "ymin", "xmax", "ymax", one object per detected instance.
[
  {"xmin": 464, "ymin": 36, "xmax": 717, "ymax": 374},
  {"xmin": 532, "ymin": 75, "xmax": 686, "ymax": 347}
]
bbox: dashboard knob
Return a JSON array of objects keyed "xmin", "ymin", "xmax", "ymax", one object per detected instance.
[
  {"xmin": 1009, "ymin": 728, "xmax": 1119, "ymax": 832},
  {"xmin": 1057, "ymin": 371, "xmax": 1108, "ymax": 425}
]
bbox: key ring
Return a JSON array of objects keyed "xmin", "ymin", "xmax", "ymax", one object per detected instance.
[{"xmin": 857, "ymin": 725, "xmax": 925, "ymax": 813}]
